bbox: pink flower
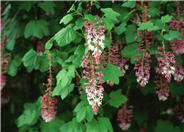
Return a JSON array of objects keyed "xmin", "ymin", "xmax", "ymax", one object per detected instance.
[
  {"xmin": 82, "ymin": 55, "xmax": 104, "ymax": 115},
  {"xmin": 84, "ymin": 19, "xmax": 105, "ymax": 64},
  {"xmin": 154, "ymin": 72, "xmax": 169, "ymax": 101},
  {"xmin": 134, "ymin": 50, "xmax": 151, "ymax": 87},
  {"xmin": 41, "ymin": 94, "xmax": 57, "ymax": 122},
  {"xmin": 156, "ymin": 47, "xmax": 176, "ymax": 82},
  {"xmin": 117, "ymin": 104, "xmax": 133, "ymax": 131},
  {"xmin": 169, "ymin": 18, "xmax": 184, "ymax": 55}
]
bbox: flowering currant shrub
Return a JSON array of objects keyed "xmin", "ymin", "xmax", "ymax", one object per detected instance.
[{"xmin": 1, "ymin": 1, "xmax": 184, "ymax": 132}]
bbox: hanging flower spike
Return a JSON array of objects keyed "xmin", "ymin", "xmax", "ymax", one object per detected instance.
[
  {"xmin": 169, "ymin": 17, "xmax": 184, "ymax": 55},
  {"xmin": 82, "ymin": 55, "xmax": 104, "ymax": 115},
  {"xmin": 154, "ymin": 72, "xmax": 170, "ymax": 101},
  {"xmin": 156, "ymin": 47, "xmax": 176, "ymax": 82},
  {"xmin": 84, "ymin": 16, "xmax": 105, "ymax": 64},
  {"xmin": 173, "ymin": 62, "xmax": 184, "ymax": 82},
  {"xmin": 117, "ymin": 104, "xmax": 133, "ymax": 131},
  {"xmin": 41, "ymin": 92, "xmax": 57, "ymax": 122},
  {"xmin": 134, "ymin": 49, "xmax": 151, "ymax": 87},
  {"xmin": 41, "ymin": 53, "xmax": 57, "ymax": 122},
  {"xmin": 82, "ymin": 17, "xmax": 105, "ymax": 115}
]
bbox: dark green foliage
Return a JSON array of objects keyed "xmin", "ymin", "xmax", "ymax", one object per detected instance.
[{"xmin": 1, "ymin": 1, "xmax": 184, "ymax": 132}]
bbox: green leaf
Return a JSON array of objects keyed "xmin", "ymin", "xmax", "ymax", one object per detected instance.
[
  {"xmin": 60, "ymin": 118, "xmax": 83, "ymax": 132},
  {"xmin": 86, "ymin": 117, "xmax": 113, "ymax": 132},
  {"xmin": 74, "ymin": 101, "xmax": 87, "ymax": 123},
  {"xmin": 148, "ymin": 7, "xmax": 160, "ymax": 17},
  {"xmin": 98, "ymin": 117, "xmax": 113, "ymax": 132},
  {"xmin": 101, "ymin": 63, "xmax": 123, "ymax": 84},
  {"xmin": 114, "ymin": 22, "xmax": 127, "ymax": 35},
  {"xmin": 53, "ymin": 65, "xmax": 76, "ymax": 97},
  {"xmin": 163, "ymin": 30, "xmax": 183, "ymax": 41},
  {"xmin": 74, "ymin": 100, "xmax": 94, "ymax": 123},
  {"xmin": 155, "ymin": 120, "xmax": 181, "ymax": 132},
  {"xmin": 54, "ymin": 24, "xmax": 77, "ymax": 47},
  {"xmin": 5, "ymin": 21, "xmax": 24, "ymax": 51},
  {"xmin": 138, "ymin": 22, "xmax": 159, "ymax": 31},
  {"xmin": 60, "ymin": 84, "xmax": 74, "ymax": 100},
  {"xmin": 37, "ymin": 55, "xmax": 49, "ymax": 72},
  {"xmin": 18, "ymin": 2, "xmax": 35, "ymax": 12},
  {"xmin": 108, "ymin": 89, "xmax": 127, "ymax": 108},
  {"xmin": 86, "ymin": 119, "xmax": 99, "ymax": 132},
  {"xmin": 101, "ymin": 8, "xmax": 120, "ymax": 23},
  {"xmin": 74, "ymin": 18, "xmax": 84, "ymax": 30},
  {"xmin": 8, "ymin": 55, "xmax": 22, "ymax": 77},
  {"xmin": 122, "ymin": 1, "xmax": 136, "ymax": 8},
  {"xmin": 60, "ymin": 14, "xmax": 73, "ymax": 25},
  {"xmin": 16, "ymin": 102, "xmax": 40, "ymax": 127},
  {"xmin": 125, "ymin": 24, "xmax": 137, "ymax": 44},
  {"xmin": 8, "ymin": 60, "xmax": 18, "ymax": 77},
  {"xmin": 161, "ymin": 15, "xmax": 173, "ymax": 23},
  {"xmin": 102, "ymin": 17, "xmax": 114, "ymax": 32},
  {"xmin": 22, "ymin": 49, "xmax": 38, "ymax": 69},
  {"xmin": 40, "ymin": 118, "xmax": 64, "ymax": 132},
  {"xmin": 121, "ymin": 43, "xmax": 142, "ymax": 64},
  {"xmin": 24, "ymin": 20, "xmax": 50, "ymax": 39},
  {"xmin": 45, "ymin": 38, "xmax": 54, "ymax": 50},
  {"xmin": 38, "ymin": 2, "xmax": 56, "ymax": 14}
]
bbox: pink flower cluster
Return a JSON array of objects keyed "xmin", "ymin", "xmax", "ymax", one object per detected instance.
[
  {"xmin": 156, "ymin": 47, "xmax": 176, "ymax": 82},
  {"xmin": 134, "ymin": 50, "xmax": 151, "ymax": 87},
  {"xmin": 41, "ymin": 91, "xmax": 57, "ymax": 122},
  {"xmin": 169, "ymin": 18, "xmax": 184, "ymax": 55},
  {"xmin": 154, "ymin": 73, "xmax": 169, "ymax": 101},
  {"xmin": 173, "ymin": 62, "xmax": 184, "ymax": 82},
  {"xmin": 82, "ymin": 55, "xmax": 104, "ymax": 115},
  {"xmin": 117, "ymin": 104, "xmax": 133, "ymax": 131},
  {"xmin": 84, "ymin": 16, "xmax": 105, "ymax": 64},
  {"xmin": 82, "ymin": 16, "xmax": 105, "ymax": 115},
  {"xmin": 41, "ymin": 54, "xmax": 57, "ymax": 122}
]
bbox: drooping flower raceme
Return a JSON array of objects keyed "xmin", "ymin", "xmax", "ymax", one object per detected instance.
[
  {"xmin": 156, "ymin": 47, "xmax": 176, "ymax": 82},
  {"xmin": 41, "ymin": 54, "xmax": 57, "ymax": 122},
  {"xmin": 82, "ymin": 55, "xmax": 104, "ymax": 115},
  {"xmin": 134, "ymin": 49, "xmax": 151, "ymax": 87},
  {"xmin": 169, "ymin": 17, "xmax": 184, "ymax": 55},
  {"xmin": 82, "ymin": 17, "xmax": 105, "ymax": 115},
  {"xmin": 117, "ymin": 103, "xmax": 133, "ymax": 131},
  {"xmin": 84, "ymin": 17, "xmax": 105, "ymax": 64},
  {"xmin": 154, "ymin": 71, "xmax": 170, "ymax": 101},
  {"xmin": 41, "ymin": 88, "xmax": 57, "ymax": 122},
  {"xmin": 173, "ymin": 62, "xmax": 184, "ymax": 82}
]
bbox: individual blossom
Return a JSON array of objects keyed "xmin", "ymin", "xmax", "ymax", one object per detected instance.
[
  {"xmin": 154, "ymin": 72, "xmax": 170, "ymax": 101},
  {"xmin": 173, "ymin": 62, "xmax": 184, "ymax": 82},
  {"xmin": 84, "ymin": 16, "xmax": 105, "ymax": 64},
  {"xmin": 134, "ymin": 49, "xmax": 151, "ymax": 87},
  {"xmin": 41, "ymin": 53, "xmax": 57, "ymax": 122},
  {"xmin": 156, "ymin": 47, "xmax": 176, "ymax": 82},
  {"xmin": 117, "ymin": 103, "xmax": 133, "ymax": 131},
  {"xmin": 82, "ymin": 55, "xmax": 104, "ymax": 115}
]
